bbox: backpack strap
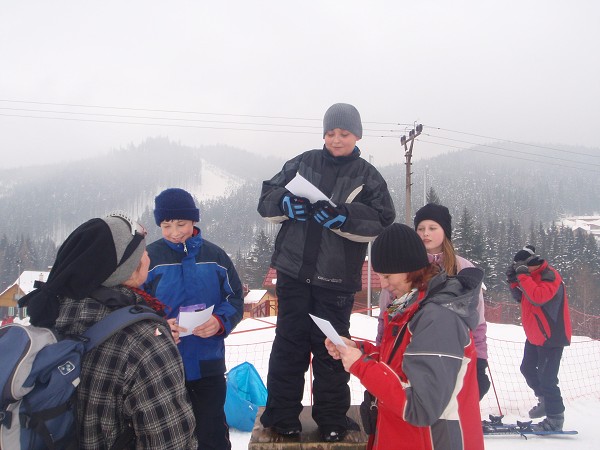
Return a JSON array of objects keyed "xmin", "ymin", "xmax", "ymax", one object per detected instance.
[
  {"xmin": 83, "ymin": 305, "xmax": 166, "ymax": 352},
  {"xmin": 73, "ymin": 305, "xmax": 165, "ymax": 450},
  {"xmin": 387, "ymin": 323, "xmax": 409, "ymax": 364},
  {"xmin": 22, "ymin": 398, "xmax": 77, "ymax": 450},
  {"xmin": 386, "ymin": 280, "xmax": 448, "ymax": 363}
]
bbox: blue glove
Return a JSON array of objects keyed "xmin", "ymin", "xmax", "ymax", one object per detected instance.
[
  {"xmin": 312, "ymin": 200, "xmax": 347, "ymax": 229},
  {"xmin": 280, "ymin": 193, "xmax": 311, "ymax": 221}
]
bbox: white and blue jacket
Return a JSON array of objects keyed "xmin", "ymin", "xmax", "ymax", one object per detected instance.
[{"xmin": 144, "ymin": 228, "xmax": 244, "ymax": 381}]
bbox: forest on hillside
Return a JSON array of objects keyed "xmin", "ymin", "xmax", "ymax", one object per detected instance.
[
  {"xmin": 1, "ymin": 139, "xmax": 599, "ymax": 317},
  {"xmin": 229, "ymin": 199, "xmax": 600, "ymax": 316}
]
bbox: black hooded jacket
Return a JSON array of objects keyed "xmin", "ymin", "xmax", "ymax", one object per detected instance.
[{"xmin": 258, "ymin": 147, "xmax": 395, "ymax": 292}]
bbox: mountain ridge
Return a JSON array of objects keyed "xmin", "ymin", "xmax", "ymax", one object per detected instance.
[{"xmin": 1, "ymin": 138, "xmax": 599, "ymax": 295}]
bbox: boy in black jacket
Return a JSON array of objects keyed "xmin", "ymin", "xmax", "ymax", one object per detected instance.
[{"xmin": 257, "ymin": 103, "xmax": 395, "ymax": 442}]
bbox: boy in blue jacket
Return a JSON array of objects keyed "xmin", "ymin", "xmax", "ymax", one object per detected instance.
[{"xmin": 144, "ymin": 188, "xmax": 244, "ymax": 450}]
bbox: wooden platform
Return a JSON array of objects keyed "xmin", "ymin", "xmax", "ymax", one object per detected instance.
[{"xmin": 249, "ymin": 406, "xmax": 368, "ymax": 449}]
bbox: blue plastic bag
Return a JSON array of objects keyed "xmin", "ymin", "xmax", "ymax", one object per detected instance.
[{"xmin": 224, "ymin": 362, "xmax": 267, "ymax": 432}]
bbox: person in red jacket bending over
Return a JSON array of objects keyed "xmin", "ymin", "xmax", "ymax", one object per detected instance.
[{"xmin": 506, "ymin": 245, "xmax": 572, "ymax": 432}]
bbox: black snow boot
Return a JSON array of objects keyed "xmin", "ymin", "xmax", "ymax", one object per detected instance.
[
  {"xmin": 528, "ymin": 396, "xmax": 546, "ymax": 419},
  {"xmin": 536, "ymin": 413, "xmax": 564, "ymax": 432}
]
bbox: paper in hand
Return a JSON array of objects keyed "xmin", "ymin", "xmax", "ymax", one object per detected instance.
[
  {"xmin": 285, "ymin": 173, "xmax": 336, "ymax": 206},
  {"xmin": 178, "ymin": 305, "xmax": 215, "ymax": 337},
  {"xmin": 309, "ymin": 314, "xmax": 347, "ymax": 348}
]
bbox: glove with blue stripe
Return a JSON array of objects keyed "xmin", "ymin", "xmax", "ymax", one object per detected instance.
[
  {"xmin": 312, "ymin": 200, "xmax": 347, "ymax": 230},
  {"xmin": 280, "ymin": 192, "xmax": 311, "ymax": 221}
]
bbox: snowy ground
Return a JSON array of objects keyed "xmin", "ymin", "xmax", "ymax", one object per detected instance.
[{"xmin": 225, "ymin": 314, "xmax": 599, "ymax": 449}]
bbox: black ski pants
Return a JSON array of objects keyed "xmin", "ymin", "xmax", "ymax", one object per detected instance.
[
  {"xmin": 260, "ymin": 272, "xmax": 355, "ymax": 431},
  {"xmin": 186, "ymin": 375, "xmax": 231, "ymax": 450},
  {"xmin": 520, "ymin": 339, "xmax": 565, "ymax": 415}
]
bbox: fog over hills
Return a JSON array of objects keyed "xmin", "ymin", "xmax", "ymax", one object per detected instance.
[
  {"xmin": 0, "ymin": 137, "xmax": 283, "ymax": 244},
  {"xmin": 1, "ymin": 138, "xmax": 599, "ymax": 298}
]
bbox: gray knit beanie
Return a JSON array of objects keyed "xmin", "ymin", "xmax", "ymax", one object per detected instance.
[
  {"xmin": 372, "ymin": 223, "xmax": 429, "ymax": 274},
  {"xmin": 101, "ymin": 215, "xmax": 146, "ymax": 287},
  {"xmin": 323, "ymin": 103, "xmax": 363, "ymax": 138}
]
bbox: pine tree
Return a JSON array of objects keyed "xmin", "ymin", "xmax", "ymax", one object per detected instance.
[
  {"xmin": 455, "ymin": 208, "xmax": 475, "ymax": 256},
  {"xmin": 233, "ymin": 248, "xmax": 249, "ymax": 288},
  {"xmin": 483, "ymin": 219, "xmax": 502, "ymax": 292},
  {"xmin": 245, "ymin": 230, "xmax": 273, "ymax": 288},
  {"xmin": 427, "ymin": 187, "xmax": 441, "ymax": 205}
]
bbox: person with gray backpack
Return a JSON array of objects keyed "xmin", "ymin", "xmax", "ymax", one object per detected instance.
[{"xmin": 3, "ymin": 212, "xmax": 197, "ymax": 449}]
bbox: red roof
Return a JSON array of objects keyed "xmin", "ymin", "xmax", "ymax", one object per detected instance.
[{"xmin": 262, "ymin": 260, "xmax": 381, "ymax": 291}]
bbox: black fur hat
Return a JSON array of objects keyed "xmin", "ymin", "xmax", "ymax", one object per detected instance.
[{"xmin": 513, "ymin": 245, "xmax": 544, "ymax": 266}]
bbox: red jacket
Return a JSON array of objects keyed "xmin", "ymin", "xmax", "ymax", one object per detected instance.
[
  {"xmin": 351, "ymin": 269, "xmax": 484, "ymax": 450},
  {"xmin": 511, "ymin": 261, "xmax": 571, "ymax": 347}
]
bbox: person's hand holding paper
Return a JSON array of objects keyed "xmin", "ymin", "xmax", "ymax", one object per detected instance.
[
  {"xmin": 178, "ymin": 305, "xmax": 215, "ymax": 337},
  {"xmin": 285, "ymin": 174, "xmax": 336, "ymax": 206},
  {"xmin": 311, "ymin": 314, "xmax": 364, "ymax": 373},
  {"xmin": 310, "ymin": 314, "xmax": 347, "ymax": 347}
]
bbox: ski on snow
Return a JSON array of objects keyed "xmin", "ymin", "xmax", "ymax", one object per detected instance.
[{"xmin": 482, "ymin": 414, "xmax": 578, "ymax": 438}]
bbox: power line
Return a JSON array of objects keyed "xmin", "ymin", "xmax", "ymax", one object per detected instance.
[
  {"xmin": 0, "ymin": 107, "xmax": 321, "ymax": 129},
  {"xmin": 424, "ymin": 124, "xmax": 599, "ymax": 158},
  {"xmin": 0, "ymin": 111, "xmax": 404, "ymax": 136},
  {"xmin": 0, "ymin": 99, "xmax": 320, "ymax": 121},
  {"xmin": 1, "ymin": 99, "xmax": 597, "ymax": 166},
  {"xmin": 422, "ymin": 133, "xmax": 600, "ymax": 167},
  {"xmin": 418, "ymin": 138, "xmax": 600, "ymax": 173},
  {"xmin": 0, "ymin": 113, "xmax": 320, "ymax": 135},
  {"xmin": 0, "ymin": 99, "xmax": 410, "ymax": 126}
]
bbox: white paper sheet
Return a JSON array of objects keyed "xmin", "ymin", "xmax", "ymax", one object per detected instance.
[
  {"xmin": 309, "ymin": 314, "xmax": 347, "ymax": 348},
  {"xmin": 178, "ymin": 305, "xmax": 215, "ymax": 337},
  {"xmin": 285, "ymin": 173, "xmax": 336, "ymax": 206}
]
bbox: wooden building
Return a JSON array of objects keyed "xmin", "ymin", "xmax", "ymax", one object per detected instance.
[{"xmin": 0, "ymin": 271, "xmax": 49, "ymax": 320}]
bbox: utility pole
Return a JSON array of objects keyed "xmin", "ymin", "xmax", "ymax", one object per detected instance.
[
  {"xmin": 423, "ymin": 165, "xmax": 428, "ymax": 206},
  {"xmin": 14, "ymin": 259, "xmax": 22, "ymax": 318},
  {"xmin": 401, "ymin": 124, "xmax": 423, "ymax": 224},
  {"xmin": 367, "ymin": 154, "xmax": 374, "ymax": 316}
]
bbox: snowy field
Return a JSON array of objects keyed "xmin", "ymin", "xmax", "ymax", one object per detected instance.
[{"xmin": 225, "ymin": 313, "xmax": 600, "ymax": 449}]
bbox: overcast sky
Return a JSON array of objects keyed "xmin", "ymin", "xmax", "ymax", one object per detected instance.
[{"xmin": 1, "ymin": 1, "xmax": 599, "ymax": 170}]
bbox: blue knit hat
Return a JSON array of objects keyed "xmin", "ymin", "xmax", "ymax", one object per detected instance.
[{"xmin": 154, "ymin": 188, "xmax": 200, "ymax": 225}]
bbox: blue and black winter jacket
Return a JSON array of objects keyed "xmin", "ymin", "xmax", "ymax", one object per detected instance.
[{"xmin": 144, "ymin": 228, "xmax": 244, "ymax": 380}]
